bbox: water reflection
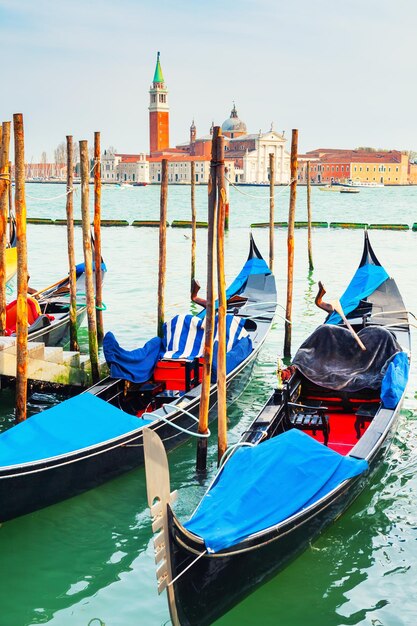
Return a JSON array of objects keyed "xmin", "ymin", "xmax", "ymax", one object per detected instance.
[{"xmin": 0, "ymin": 468, "xmax": 151, "ymax": 625}]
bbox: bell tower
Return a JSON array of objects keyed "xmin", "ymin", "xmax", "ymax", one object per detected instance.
[{"xmin": 149, "ymin": 52, "xmax": 169, "ymax": 155}]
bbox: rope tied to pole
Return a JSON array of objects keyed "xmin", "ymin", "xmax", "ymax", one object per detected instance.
[{"xmin": 225, "ymin": 175, "xmax": 297, "ymax": 201}]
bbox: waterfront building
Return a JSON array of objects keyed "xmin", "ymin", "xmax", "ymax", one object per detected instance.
[
  {"xmin": 298, "ymin": 148, "xmax": 410, "ymax": 185},
  {"xmin": 177, "ymin": 107, "xmax": 291, "ymax": 184},
  {"xmin": 101, "ymin": 151, "xmax": 150, "ymax": 184}
]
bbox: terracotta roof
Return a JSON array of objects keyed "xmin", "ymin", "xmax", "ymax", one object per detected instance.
[
  {"xmin": 148, "ymin": 154, "xmax": 235, "ymax": 163},
  {"xmin": 306, "ymin": 148, "xmax": 404, "ymax": 164}
]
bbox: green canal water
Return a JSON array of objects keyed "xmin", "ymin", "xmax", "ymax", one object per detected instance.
[{"xmin": 1, "ymin": 184, "xmax": 416, "ymax": 626}]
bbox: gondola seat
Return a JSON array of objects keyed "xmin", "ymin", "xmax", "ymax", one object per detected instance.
[
  {"xmin": 287, "ymin": 401, "xmax": 330, "ymax": 446},
  {"xmin": 4, "ymin": 296, "xmax": 53, "ymax": 336},
  {"xmin": 354, "ymin": 404, "xmax": 379, "ymax": 439}
]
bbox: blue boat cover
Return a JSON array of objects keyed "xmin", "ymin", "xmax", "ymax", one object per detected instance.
[
  {"xmin": 163, "ymin": 314, "xmax": 248, "ymax": 360},
  {"xmin": 184, "ymin": 429, "xmax": 368, "ymax": 553},
  {"xmin": 211, "ymin": 334, "xmax": 252, "ymax": 381},
  {"xmin": 326, "ymin": 263, "xmax": 389, "ymax": 325},
  {"xmin": 225, "ymin": 256, "xmax": 271, "ymax": 300},
  {"xmin": 0, "ymin": 393, "xmax": 148, "ymax": 467},
  {"xmin": 381, "ymin": 351, "xmax": 409, "ymax": 409},
  {"xmin": 103, "ymin": 332, "xmax": 163, "ymax": 383},
  {"xmin": 75, "ymin": 260, "xmax": 107, "ymax": 277}
]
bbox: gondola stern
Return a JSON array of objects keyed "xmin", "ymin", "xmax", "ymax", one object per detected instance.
[{"xmin": 143, "ymin": 428, "xmax": 181, "ymax": 625}]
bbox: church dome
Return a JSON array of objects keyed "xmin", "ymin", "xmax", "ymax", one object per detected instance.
[{"xmin": 222, "ymin": 104, "xmax": 247, "ymax": 136}]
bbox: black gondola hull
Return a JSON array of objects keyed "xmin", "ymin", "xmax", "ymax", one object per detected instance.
[
  {"xmin": 167, "ymin": 407, "xmax": 401, "ymax": 626},
  {"xmin": 0, "ymin": 354, "xmax": 256, "ymax": 522}
]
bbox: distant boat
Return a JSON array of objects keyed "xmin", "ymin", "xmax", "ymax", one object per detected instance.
[
  {"xmin": 133, "ymin": 182, "xmax": 148, "ymax": 187},
  {"xmin": 333, "ymin": 179, "xmax": 384, "ymax": 188},
  {"xmin": 318, "ymin": 185, "xmax": 340, "ymax": 192},
  {"xmin": 340, "ymin": 187, "xmax": 360, "ymax": 194}
]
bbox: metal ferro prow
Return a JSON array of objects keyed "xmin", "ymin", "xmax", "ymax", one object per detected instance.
[{"xmin": 143, "ymin": 428, "xmax": 180, "ymax": 623}]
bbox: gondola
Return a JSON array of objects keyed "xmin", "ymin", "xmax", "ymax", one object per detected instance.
[
  {"xmin": 143, "ymin": 232, "xmax": 411, "ymax": 626},
  {"xmin": 0, "ymin": 234, "xmax": 276, "ymax": 521},
  {"xmin": 4, "ymin": 250, "xmax": 106, "ymax": 347}
]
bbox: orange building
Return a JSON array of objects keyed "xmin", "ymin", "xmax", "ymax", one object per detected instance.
[
  {"xmin": 149, "ymin": 52, "xmax": 170, "ymax": 155},
  {"xmin": 299, "ymin": 149, "xmax": 411, "ymax": 185}
]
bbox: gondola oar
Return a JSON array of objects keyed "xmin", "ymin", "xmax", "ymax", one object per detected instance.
[
  {"xmin": 315, "ymin": 282, "xmax": 366, "ymax": 351},
  {"xmin": 331, "ymin": 299, "xmax": 366, "ymax": 351}
]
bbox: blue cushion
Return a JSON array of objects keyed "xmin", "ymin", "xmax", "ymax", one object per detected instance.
[{"xmin": 381, "ymin": 351, "xmax": 409, "ymax": 409}]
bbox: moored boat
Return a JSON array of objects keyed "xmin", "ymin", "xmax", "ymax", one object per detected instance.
[
  {"xmin": 144, "ymin": 232, "xmax": 410, "ymax": 626},
  {"xmin": 0, "ymin": 235, "xmax": 276, "ymax": 522},
  {"xmin": 340, "ymin": 187, "xmax": 360, "ymax": 193},
  {"xmin": 4, "ymin": 257, "xmax": 106, "ymax": 347}
]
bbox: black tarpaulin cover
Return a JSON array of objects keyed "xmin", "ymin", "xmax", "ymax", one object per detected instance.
[{"xmin": 292, "ymin": 325, "xmax": 401, "ymax": 392}]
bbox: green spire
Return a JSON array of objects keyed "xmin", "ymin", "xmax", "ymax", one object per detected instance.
[{"xmin": 153, "ymin": 51, "xmax": 164, "ymax": 84}]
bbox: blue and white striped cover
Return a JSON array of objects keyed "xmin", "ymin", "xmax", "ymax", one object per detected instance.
[{"xmin": 163, "ymin": 314, "xmax": 248, "ymax": 360}]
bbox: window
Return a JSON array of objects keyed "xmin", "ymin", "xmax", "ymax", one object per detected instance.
[
  {"xmin": 341, "ymin": 166, "xmax": 344, "ymax": 171},
  {"xmin": 151, "ymin": 94, "xmax": 156, "ymax": 103}
]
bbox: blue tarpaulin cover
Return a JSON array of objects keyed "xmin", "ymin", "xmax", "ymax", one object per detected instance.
[
  {"xmin": 184, "ymin": 429, "xmax": 368, "ymax": 553},
  {"xmin": 0, "ymin": 393, "xmax": 147, "ymax": 467},
  {"xmin": 326, "ymin": 263, "xmax": 389, "ymax": 325},
  {"xmin": 103, "ymin": 332, "xmax": 163, "ymax": 383},
  {"xmin": 75, "ymin": 261, "xmax": 107, "ymax": 277},
  {"xmin": 211, "ymin": 335, "xmax": 252, "ymax": 381},
  {"xmin": 199, "ymin": 256, "xmax": 271, "ymax": 319},
  {"xmin": 225, "ymin": 257, "xmax": 271, "ymax": 300},
  {"xmin": 381, "ymin": 351, "xmax": 409, "ymax": 409}
]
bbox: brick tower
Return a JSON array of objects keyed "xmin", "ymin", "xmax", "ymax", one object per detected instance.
[{"xmin": 149, "ymin": 52, "xmax": 169, "ymax": 155}]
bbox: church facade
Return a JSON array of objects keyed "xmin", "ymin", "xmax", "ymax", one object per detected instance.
[{"xmin": 102, "ymin": 53, "xmax": 289, "ymax": 185}]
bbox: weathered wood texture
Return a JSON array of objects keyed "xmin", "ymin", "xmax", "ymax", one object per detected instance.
[
  {"xmin": 224, "ymin": 165, "xmax": 230, "ymax": 231},
  {"xmin": 94, "ymin": 131, "xmax": 104, "ymax": 342},
  {"xmin": 269, "ymin": 153, "xmax": 275, "ymax": 272},
  {"xmin": 157, "ymin": 159, "xmax": 168, "ymax": 338},
  {"xmin": 66, "ymin": 135, "xmax": 78, "ymax": 351},
  {"xmin": 190, "ymin": 160, "xmax": 196, "ymax": 291},
  {"xmin": 196, "ymin": 128, "xmax": 219, "ymax": 473},
  {"xmin": 216, "ymin": 133, "xmax": 227, "ymax": 464},
  {"xmin": 0, "ymin": 122, "xmax": 11, "ymax": 335},
  {"xmin": 307, "ymin": 160, "xmax": 314, "ymax": 270},
  {"xmin": 284, "ymin": 129, "xmax": 298, "ymax": 358},
  {"xmin": 80, "ymin": 140, "xmax": 99, "ymax": 382},
  {"xmin": 14, "ymin": 114, "xmax": 28, "ymax": 422}
]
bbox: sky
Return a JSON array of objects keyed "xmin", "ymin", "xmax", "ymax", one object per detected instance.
[{"xmin": 1, "ymin": 0, "xmax": 416, "ymax": 161}]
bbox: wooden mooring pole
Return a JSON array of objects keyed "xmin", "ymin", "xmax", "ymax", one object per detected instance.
[
  {"xmin": 66, "ymin": 135, "xmax": 78, "ymax": 351},
  {"xmin": 216, "ymin": 132, "xmax": 227, "ymax": 465},
  {"xmin": 14, "ymin": 114, "xmax": 28, "ymax": 423},
  {"xmin": 190, "ymin": 160, "xmax": 196, "ymax": 292},
  {"xmin": 94, "ymin": 131, "xmax": 104, "ymax": 342},
  {"xmin": 157, "ymin": 158, "xmax": 168, "ymax": 338},
  {"xmin": 269, "ymin": 153, "xmax": 275, "ymax": 272},
  {"xmin": 80, "ymin": 140, "xmax": 99, "ymax": 383},
  {"xmin": 0, "ymin": 122, "xmax": 11, "ymax": 335},
  {"xmin": 224, "ymin": 166, "xmax": 230, "ymax": 231},
  {"xmin": 307, "ymin": 160, "xmax": 314, "ymax": 271},
  {"xmin": 196, "ymin": 127, "xmax": 219, "ymax": 473},
  {"xmin": 283, "ymin": 129, "xmax": 298, "ymax": 358}
]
